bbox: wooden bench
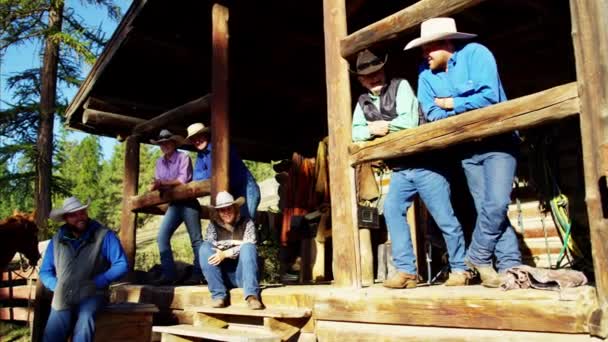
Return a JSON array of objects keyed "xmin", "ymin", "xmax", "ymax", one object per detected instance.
[{"xmin": 95, "ymin": 303, "xmax": 159, "ymax": 342}]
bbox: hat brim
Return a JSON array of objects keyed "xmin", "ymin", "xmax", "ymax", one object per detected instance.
[
  {"xmin": 150, "ymin": 135, "xmax": 185, "ymax": 145},
  {"xmin": 185, "ymin": 127, "xmax": 210, "ymax": 144},
  {"xmin": 209, "ymin": 196, "xmax": 246, "ymax": 209},
  {"xmin": 349, "ymin": 55, "xmax": 388, "ymax": 76},
  {"xmin": 404, "ymin": 32, "xmax": 477, "ymax": 51},
  {"xmin": 49, "ymin": 200, "xmax": 90, "ymax": 222}
]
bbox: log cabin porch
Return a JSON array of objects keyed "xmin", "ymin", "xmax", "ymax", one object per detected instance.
[{"xmin": 57, "ymin": 0, "xmax": 608, "ymax": 340}]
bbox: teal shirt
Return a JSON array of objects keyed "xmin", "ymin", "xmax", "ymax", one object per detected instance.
[{"xmin": 352, "ymin": 79, "xmax": 420, "ymax": 142}]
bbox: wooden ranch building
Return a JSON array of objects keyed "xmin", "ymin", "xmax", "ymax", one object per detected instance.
[{"xmin": 60, "ymin": 0, "xmax": 608, "ymax": 340}]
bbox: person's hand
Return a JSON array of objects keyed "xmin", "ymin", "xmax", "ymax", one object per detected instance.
[
  {"xmin": 208, "ymin": 248, "xmax": 227, "ymax": 266},
  {"xmin": 368, "ymin": 120, "xmax": 389, "ymax": 137},
  {"xmin": 148, "ymin": 179, "xmax": 161, "ymax": 191},
  {"xmin": 434, "ymin": 97, "xmax": 454, "ymax": 110}
]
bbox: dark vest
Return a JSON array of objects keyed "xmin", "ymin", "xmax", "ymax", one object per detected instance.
[
  {"xmin": 358, "ymin": 78, "xmax": 403, "ymax": 122},
  {"xmin": 51, "ymin": 220, "xmax": 109, "ymax": 310}
]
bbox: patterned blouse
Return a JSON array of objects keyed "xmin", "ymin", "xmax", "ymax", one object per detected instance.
[{"xmin": 205, "ymin": 217, "xmax": 256, "ymax": 258}]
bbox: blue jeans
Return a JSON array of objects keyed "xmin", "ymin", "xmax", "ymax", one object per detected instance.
[
  {"xmin": 383, "ymin": 168, "xmax": 467, "ymax": 275},
  {"xmin": 462, "ymin": 150, "xmax": 522, "ymax": 272},
  {"xmin": 234, "ymin": 174, "xmax": 261, "ymax": 220},
  {"xmin": 157, "ymin": 201, "xmax": 203, "ymax": 280},
  {"xmin": 43, "ymin": 295, "xmax": 105, "ymax": 342},
  {"xmin": 199, "ymin": 241, "xmax": 260, "ymax": 300}
]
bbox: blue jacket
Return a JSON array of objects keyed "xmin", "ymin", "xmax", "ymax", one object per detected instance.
[{"xmin": 193, "ymin": 143, "xmax": 254, "ymax": 192}]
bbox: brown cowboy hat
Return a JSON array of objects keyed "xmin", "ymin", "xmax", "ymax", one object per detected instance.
[{"xmin": 350, "ymin": 49, "xmax": 388, "ymax": 76}]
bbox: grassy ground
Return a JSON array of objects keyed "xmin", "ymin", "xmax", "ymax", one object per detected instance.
[{"xmin": 0, "ymin": 322, "xmax": 29, "ymax": 342}]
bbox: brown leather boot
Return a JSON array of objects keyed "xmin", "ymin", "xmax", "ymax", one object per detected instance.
[
  {"xmin": 211, "ymin": 298, "xmax": 227, "ymax": 308},
  {"xmin": 443, "ymin": 271, "xmax": 473, "ymax": 286},
  {"xmin": 383, "ymin": 271, "xmax": 417, "ymax": 289},
  {"xmin": 465, "ymin": 260, "xmax": 501, "ymax": 288},
  {"xmin": 246, "ymin": 296, "xmax": 264, "ymax": 310}
]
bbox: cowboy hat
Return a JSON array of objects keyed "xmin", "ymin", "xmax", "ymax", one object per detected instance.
[
  {"xmin": 350, "ymin": 49, "xmax": 388, "ymax": 76},
  {"xmin": 185, "ymin": 123, "xmax": 210, "ymax": 143},
  {"xmin": 404, "ymin": 17, "xmax": 477, "ymax": 51},
  {"xmin": 150, "ymin": 129, "xmax": 185, "ymax": 145},
  {"xmin": 49, "ymin": 196, "xmax": 90, "ymax": 222},
  {"xmin": 210, "ymin": 191, "xmax": 245, "ymax": 209}
]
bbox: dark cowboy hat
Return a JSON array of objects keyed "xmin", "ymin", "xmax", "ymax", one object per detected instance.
[
  {"xmin": 350, "ymin": 49, "xmax": 388, "ymax": 76},
  {"xmin": 150, "ymin": 129, "xmax": 185, "ymax": 145}
]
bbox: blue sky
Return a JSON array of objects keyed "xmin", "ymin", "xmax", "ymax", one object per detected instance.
[{"xmin": 0, "ymin": 0, "xmax": 133, "ymax": 160}]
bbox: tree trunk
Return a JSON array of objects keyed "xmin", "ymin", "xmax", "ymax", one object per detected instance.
[{"xmin": 34, "ymin": 0, "xmax": 63, "ymax": 232}]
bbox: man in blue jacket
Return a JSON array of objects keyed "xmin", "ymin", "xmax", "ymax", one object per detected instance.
[
  {"xmin": 40, "ymin": 196, "xmax": 128, "ymax": 342},
  {"xmin": 405, "ymin": 17, "xmax": 521, "ymax": 287}
]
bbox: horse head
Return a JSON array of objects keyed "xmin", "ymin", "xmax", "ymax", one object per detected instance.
[{"xmin": 9, "ymin": 211, "xmax": 41, "ymax": 267}]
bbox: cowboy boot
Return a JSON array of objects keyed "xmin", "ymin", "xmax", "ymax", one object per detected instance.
[
  {"xmin": 246, "ymin": 296, "xmax": 264, "ymax": 310},
  {"xmin": 443, "ymin": 271, "xmax": 473, "ymax": 286},
  {"xmin": 211, "ymin": 297, "xmax": 227, "ymax": 308},
  {"xmin": 382, "ymin": 271, "xmax": 417, "ymax": 289},
  {"xmin": 465, "ymin": 260, "xmax": 501, "ymax": 288}
]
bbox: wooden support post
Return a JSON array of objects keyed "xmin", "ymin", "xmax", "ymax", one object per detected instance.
[
  {"xmin": 323, "ymin": 0, "xmax": 362, "ymax": 287},
  {"xmin": 120, "ymin": 136, "xmax": 139, "ymax": 271},
  {"xmin": 570, "ymin": 0, "xmax": 608, "ymax": 337},
  {"xmin": 211, "ymin": 3, "xmax": 230, "ymax": 199},
  {"xmin": 359, "ymin": 228, "xmax": 374, "ymax": 286}
]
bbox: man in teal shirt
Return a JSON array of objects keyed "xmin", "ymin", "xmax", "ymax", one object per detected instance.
[{"xmin": 352, "ymin": 49, "xmax": 468, "ymax": 288}]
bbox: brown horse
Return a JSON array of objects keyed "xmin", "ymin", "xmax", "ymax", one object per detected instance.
[{"xmin": 0, "ymin": 212, "xmax": 41, "ymax": 271}]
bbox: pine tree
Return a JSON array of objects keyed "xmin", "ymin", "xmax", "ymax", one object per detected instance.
[{"xmin": 0, "ymin": 0, "xmax": 122, "ymax": 230}]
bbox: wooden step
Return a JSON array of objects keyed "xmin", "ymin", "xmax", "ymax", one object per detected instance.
[
  {"xmin": 185, "ymin": 305, "xmax": 311, "ymax": 318},
  {"xmin": 153, "ymin": 324, "xmax": 279, "ymax": 342}
]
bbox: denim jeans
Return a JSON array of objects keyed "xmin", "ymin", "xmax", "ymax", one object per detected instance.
[
  {"xmin": 157, "ymin": 201, "xmax": 203, "ymax": 280},
  {"xmin": 43, "ymin": 295, "xmax": 105, "ymax": 342},
  {"xmin": 199, "ymin": 241, "xmax": 260, "ymax": 300},
  {"xmin": 462, "ymin": 150, "xmax": 522, "ymax": 272},
  {"xmin": 383, "ymin": 167, "xmax": 467, "ymax": 275},
  {"xmin": 234, "ymin": 174, "xmax": 261, "ymax": 220}
]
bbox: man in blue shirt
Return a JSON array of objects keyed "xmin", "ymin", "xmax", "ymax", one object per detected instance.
[
  {"xmin": 405, "ymin": 17, "xmax": 521, "ymax": 287},
  {"xmin": 351, "ymin": 49, "xmax": 469, "ymax": 288},
  {"xmin": 185, "ymin": 123, "xmax": 261, "ymax": 221},
  {"xmin": 40, "ymin": 196, "xmax": 128, "ymax": 342}
]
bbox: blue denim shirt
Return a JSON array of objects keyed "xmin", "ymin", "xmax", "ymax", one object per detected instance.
[
  {"xmin": 193, "ymin": 143, "xmax": 252, "ymax": 191},
  {"xmin": 417, "ymin": 42, "xmax": 507, "ymax": 122},
  {"xmin": 39, "ymin": 220, "xmax": 128, "ymax": 291}
]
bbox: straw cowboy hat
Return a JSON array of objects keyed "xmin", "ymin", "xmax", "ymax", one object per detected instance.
[
  {"xmin": 185, "ymin": 123, "xmax": 210, "ymax": 143},
  {"xmin": 350, "ymin": 49, "xmax": 388, "ymax": 76},
  {"xmin": 404, "ymin": 17, "xmax": 477, "ymax": 51},
  {"xmin": 150, "ymin": 129, "xmax": 185, "ymax": 145},
  {"xmin": 49, "ymin": 196, "xmax": 90, "ymax": 222},
  {"xmin": 210, "ymin": 191, "xmax": 245, "ymax": 209}
]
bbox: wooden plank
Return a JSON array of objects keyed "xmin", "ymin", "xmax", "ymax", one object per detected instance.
[
  {"xmin": 314, "ymin": 285, "xmax": 598, "ymax": 334},
  {"xmin": 349, "ymin": 83, "xmax": 580, "ymax": 165},
  {"xmin": 323, "ymin": 0, "xmax": 362, "ymax": 288},
  {"xmin": 340, "ymin": 0, "xmax": 486, "ymax": 58},
  {"xmin": 0, "ymin": 285, "xmax": 36, "ymax": 300},
  {"xmin": 185, "ymin": 306, "xmax": 311, "ymax": 319},
  {"xmin": 315, "ymin": 320, "xmax": 596, "ymax": 342},
  {"xmin": 129, "ymin": 180, "xmax": 211, "ymax": 212},
  {"xmin": 211, "ymin": 4, "xmax": 230, "ymax": 197},
  {"xmin": 121, "ymin": 136, "xmax": 140, "ymax": 272},
  {"xmin": 0, "ymin": 307, "xmax": 31, "ymax": 321},
  {"xmin": 570, "ymin": 0, "xmax": 608, "ymax": 337},
  {"xmin": 82, "ymin": 108, "xmax": 145, "ymax": 130},
  {"xmin": 131, "ymin": 95, "xmax": 211, "ymax": 136},
  {"xmin": 1, "ymin": 268, "xmax": 38, "ymax": 282},
  {"xmin": 95, "ymin": 310, "xmax": 155, "ymax": 342},
  {"xmin": 263, "ymin": 317, "xmax": 303, "ymax": 341},
  {"xmin": 152, "ymin": 325, "xmax": 279, "ymax": 342}
]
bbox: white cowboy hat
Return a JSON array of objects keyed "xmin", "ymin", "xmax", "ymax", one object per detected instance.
[
  {"xmin": 404, "ymin": 17, "xmax": 477, "ymax": 51},
  {"xmin": 49, "ymin": 196, "xmax": 90, "ymax": 222},
  {"xmin": 185, "ymin": 123, "xmax": 210, "ymax": 143},
  {"xmin": 150, "ymin": 129, "xmax": 185, "ymax": 145},
  {"xmin": 210, "ymin": 191, "xmax": 245, "ymax": 209}
]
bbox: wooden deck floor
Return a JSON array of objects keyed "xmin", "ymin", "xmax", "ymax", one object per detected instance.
[{"xmin": 110, "ymin": 282, "xmax": 598, "ymax": 335}]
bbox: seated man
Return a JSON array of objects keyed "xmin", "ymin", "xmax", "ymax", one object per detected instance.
[
  {"xmin": 40, "ymin": 196, "xmax": 128, "ymax": 342},
  {"xmin": 199, "ymin": 191, "xmax": 263, "ymax": 310},
  {"xmin": 405, "ymin": 17, "xmax": 521, "ymax": 287},
  {"xmin": 185, "ymin": 123, "xmax": 261, "ymax": 221},
  {"xmin": 352, "ymin": 49, "xmax": 468, "ymax": 288}
]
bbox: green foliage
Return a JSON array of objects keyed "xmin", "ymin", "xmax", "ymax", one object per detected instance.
[
  {"xmin": 0, "ymin": 321, "xmax": 29, "ymax": 342},
  {"xmin": 243, "ymin": 160, "xmax": 275, "ymax": 182}
]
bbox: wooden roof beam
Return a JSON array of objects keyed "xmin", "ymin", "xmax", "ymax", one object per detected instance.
[
  {"xmin": 349, "ymin": 82, "xmax": 580, "ymax": 165},
  {"xmin": 340, "ymin": 0, "xmax": 486, "ymax": 58},
  {"xmin": 131, "ymin": 94, "xmax": 211, "ymax": 136}
]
